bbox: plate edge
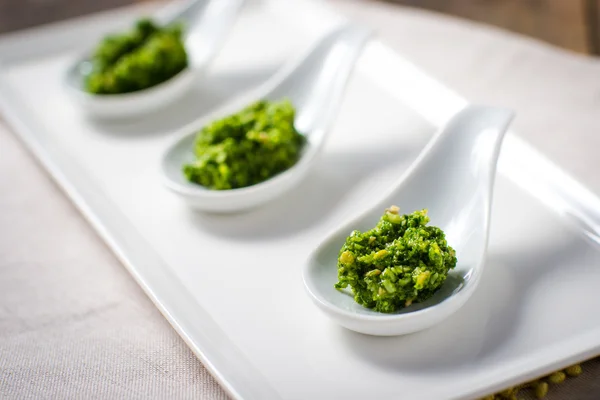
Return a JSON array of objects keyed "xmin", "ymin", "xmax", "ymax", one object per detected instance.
[
  {"xmin": 0, "ymin": 71, "xmax": 283, "ymax": 400},
  {"xmin": 2, "ymin": 0, "xmax": 600, "ymax": 398}
]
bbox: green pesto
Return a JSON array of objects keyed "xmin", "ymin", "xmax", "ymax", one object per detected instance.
[
  {"xmin": 183, "ymin": 99, "xmax": 305, "ymax": 190},
  {"xmin": 335, "ymin": 207, "xmax": 457, "ymax": 313},
  {"xmin": 85, "ymin": 18, "xmax": 188, "ymax": 94}
]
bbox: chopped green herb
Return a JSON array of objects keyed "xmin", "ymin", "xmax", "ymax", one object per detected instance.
[
  {"xmin": 183, "ymin": 98, "xmax": 305, "ymax": 190},
  {"xmin": 482, "ymin": 363, "xmax": 584, "ymax": 399},
  {"xmin": 565, "ymin": 364, "xmax": 583, "ymax": 377},
  {"xmin": 85, "ymin": 18, "xmax": 188, "ymax": 94},
  {"xmin": 335, "ymin": 207, "xmax": 457, "ymax": 313}
]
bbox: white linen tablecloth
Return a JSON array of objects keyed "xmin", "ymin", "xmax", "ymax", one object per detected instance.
[{"xmin": 1, "ymin": 1, "xmax": 600, "ymax": 398}]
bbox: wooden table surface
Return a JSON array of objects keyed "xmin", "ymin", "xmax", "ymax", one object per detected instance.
[{"xmin": 1, "ymin": 0, "xmax": 600, "ymax": 54}]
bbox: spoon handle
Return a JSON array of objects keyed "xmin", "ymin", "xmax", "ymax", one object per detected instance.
[
  {"xmin": 379, "ymin": 105, "xmax": 513, "ymax": 253},
  {"xmin": 155, "ymin": 0, "xmax": 207, "ymax": 26},
  {"xmin": 157, "ymin": 0, "xmax": 245, "ymax": 67},
  {"xmin": 157, "ymin": 0, "xmax": 244, "ymax": 28},
  {"xmin": 267, "ymin": 23, "xmax": 373, "ymax": 137}
]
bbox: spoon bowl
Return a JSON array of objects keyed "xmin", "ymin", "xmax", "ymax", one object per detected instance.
[
  {"xmin": 303, "ymin": 106, "xmax": 514, "ymax": 336},
  {"xmin": 65, "ymin": 0, "xmax": 245, "ymax": 119},
  {"xmin": 161, "ymin": 23, "xmax": 373, "ymax": 212}
]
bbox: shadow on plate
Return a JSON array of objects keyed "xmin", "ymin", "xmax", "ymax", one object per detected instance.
[
  {"xmin": 188, "ymin": 140, "xmax": 423, "ymax": 240},
  {"xmin": 88, "ymin": 66, "xmax": 278, "ymax": 136},
  {"xmin": 335, "ymin": 235, "xmax": 584, "ymax": 373}
]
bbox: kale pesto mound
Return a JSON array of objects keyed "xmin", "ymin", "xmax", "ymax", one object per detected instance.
[
  {"xmin": 85, "ymin": 18, "xmax": 188, "ymax": 94},
  {"xmin": 335, "ymin": 206, "xmax": 457, "ymax": 313},
  {"xmin": 183, "ymin": 99, "xmax": 305, "ymax": 190}
]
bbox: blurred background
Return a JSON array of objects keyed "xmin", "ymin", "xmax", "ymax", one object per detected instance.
[{"xmin": 1, "ymin": 0, "xmax": 599, "ymax": 54}]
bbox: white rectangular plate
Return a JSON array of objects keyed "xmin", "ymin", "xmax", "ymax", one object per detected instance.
[{"xmin": 2, "ymin": 1, "xmax": 600, "ymax": 399}]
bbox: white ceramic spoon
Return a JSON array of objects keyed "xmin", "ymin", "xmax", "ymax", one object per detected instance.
[
  {"xmin": 303, "ymin": 106, "xmax": 514, "ymax": 336},
  {"xmin": 161, "ymin": 23, "xmax": 373, "ymax": 212},
  {"xmin": 65, "ymin": 0, "xmax": 245, "ymax": 118}
]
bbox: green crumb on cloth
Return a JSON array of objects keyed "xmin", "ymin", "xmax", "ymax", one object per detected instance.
[{"xmin": 481, "ymin": 363, "xmax": 584, "ymax": 399}]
